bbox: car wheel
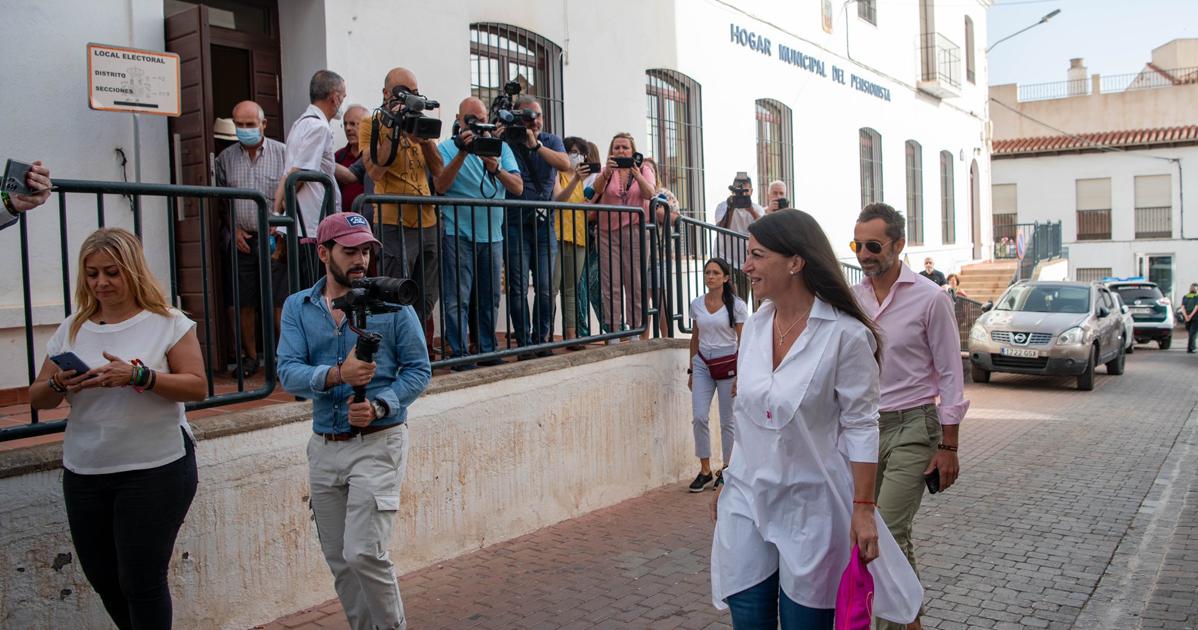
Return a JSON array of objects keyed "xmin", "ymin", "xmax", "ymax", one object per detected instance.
[
  {"xmin": 1077, "ymin": 346, "xmax": 1096, "ymax": 391},
  {"xmin": 1159, "ymin": 336, "xmax": 1172, "ymax": 350},
  {"xmin": 1126, "ymin": 339, "xmax": 1135, "ymax": 354},
  {"xmin": 971, "ymin": 363, "xmax": 990, "ymax": 383},
  {"xmin": 1106, "ymin": 343, "xmax": 1125, "ymax": 375}
]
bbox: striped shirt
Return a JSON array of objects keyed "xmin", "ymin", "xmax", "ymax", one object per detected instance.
[{"xmin": 214, "ymin": 138, "xmax": 287, "ymax": 231}]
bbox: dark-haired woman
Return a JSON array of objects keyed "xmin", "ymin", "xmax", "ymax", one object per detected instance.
[
  {"xmin": 710, "ymin": 210, "xmax": 921, "ymax": 628},
  {"xmin": 687, "ymin": 258, "xmax": 747, "ymax": 492}
]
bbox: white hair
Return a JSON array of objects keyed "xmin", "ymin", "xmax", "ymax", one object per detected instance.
[{"xmin": 768, "ymin": 180, "xmax": 786, "ymax": 192}]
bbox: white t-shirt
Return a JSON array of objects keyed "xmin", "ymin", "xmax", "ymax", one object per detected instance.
[
  {"xmin": 690, "ymin": 294, "xmax": 748, "ymax": 358},
  {"xmin": 46, "ymin": 309, "xmax": 196, "ymax": 475},
  {"xmin": 283, "ymin": 104, "xmax": 341, "ymax": 238}
]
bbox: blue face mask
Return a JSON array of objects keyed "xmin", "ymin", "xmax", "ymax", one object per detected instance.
[{"xmin": 235, "ymin": 127, "xmax": 261, "ymax": 146}]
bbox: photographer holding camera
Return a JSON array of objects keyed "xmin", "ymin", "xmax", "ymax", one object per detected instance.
[
  {"xmin": 766, "ymin": 180, "xmax": 789, "ymax": 213},
  {"xmin": 360, "ymin": 68, "xmax": 445, "ymax": 353},
  {"xmin": 713, "ymin": 173, "xmax": 764, "ymax": 299},
  {"xmin": 434, "ymin": 97, "xmax": 523, "ymax": 368},
  {"xmin": 277, "ymin": 212, "xmax": 431, "ymax": 630},
  {"xmin": 498, "ymin": 95, "xmax": 571, "ymax": 357}
]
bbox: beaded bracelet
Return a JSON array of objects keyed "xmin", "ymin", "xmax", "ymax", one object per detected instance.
[
  {"xmin": 47, "ymin": 373, "xmax": 68, "ymax": 394},
  {"xmin": 937, "ymin": 444, "xmax": 958, "ymax": 452}
]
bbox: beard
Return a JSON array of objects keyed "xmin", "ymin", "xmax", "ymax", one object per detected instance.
[
  {"xmin": 860, "ymin": 255, "xmax": 896, "ymax": 278},
  {"xmin": 328, "ymin": 258, "xmax": 366, "ymax": 288}
]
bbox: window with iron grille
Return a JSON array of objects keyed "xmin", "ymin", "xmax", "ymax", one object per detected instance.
[
  {"xmin": 858, "ymin": 0, "xmax": 876, "ymax": 24},
  {"xmin": 755, "ymin": 99, "xmax": 793, "ymax": 207},
  {"xmin": 940, "ymin": 150, "xmax": 955, "ymax": 244},
  {"xmin": 1076, "ymin": 177, "xmax": 1111, "ymax": 240},
  {"xmin": 859, "ymin": 128, "xmax": 883, "ymax": 209},
  {"xmin": 646, "ymin": 69, "xmax": 705, "ymax": 218},
  {"xmin": 1134, "ymin": 174, "xmax": 1172, "ymax": 239},
  {"xmin": 469, "ymin": 23, "xmax": 564, "ymax": 135},
  {"xmin": 905, "ymin": 140, "xmax": 923, "ymax": 245},
  {"xmin": 1075, "ymin": 267, "xmax": 1112, "ymax": 284},
  {"xmin": 964, "ymin": 17, "xmax": 975, "ymax": 84}
]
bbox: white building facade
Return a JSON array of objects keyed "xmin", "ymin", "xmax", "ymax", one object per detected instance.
[
  {"xmin": 991, "ymin": 40, "xmax": 1198, "ymax": 301},
  {"xmin": 1, "ymin": 0, "xmax": 992, "ymax": 388}
]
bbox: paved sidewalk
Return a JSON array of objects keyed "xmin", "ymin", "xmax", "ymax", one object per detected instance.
[{"xmin": 264, "ymin": 339, "xmax": 1198, "ymax": 630}]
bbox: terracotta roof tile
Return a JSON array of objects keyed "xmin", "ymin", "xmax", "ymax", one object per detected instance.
[{"xmin": 993, "ymin": 125, "xmax": 1198, "ymax": 156}]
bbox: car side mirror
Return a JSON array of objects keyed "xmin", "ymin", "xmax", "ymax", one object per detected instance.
[
  {"xmin": 981, "ymin": 301, "xmax": 993, "ymax": 312},
  {"xmin": 1121, "ymin": 305, "xmax": 1129, "ymax": 315},
  {"xmin": 1097, "ymin": 306, "xmax": 1110, "ymax": 318}
]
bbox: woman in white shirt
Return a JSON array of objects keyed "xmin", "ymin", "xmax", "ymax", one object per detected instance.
[
  {"xmin": 710, "ymin": 210, "xmax": 922, "ymax": 628},
  {"xmin": 29, "ymin": 228, "xmax": 206, "ymax": 630},
  {"xmin": 687, "ymin": 257, "xmax": 747, "ymax": 492}
]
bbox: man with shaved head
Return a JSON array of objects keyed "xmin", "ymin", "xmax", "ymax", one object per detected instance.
[
  {"xmin": 334, "ymin": 103, "xmax": 369, "ymax": 216},
  {"xmin": 434, "ymin": 97, "xmax": 523, "ymax": 370},
  {"xmin": 360, "ymin": 67, "xmax": 444, "ymax": 353},
  {"xmin": 214, "ymin": 99, "xmax": 287, "ymax": 378}
]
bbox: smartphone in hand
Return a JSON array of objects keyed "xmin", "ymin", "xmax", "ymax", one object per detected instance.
[
  {"xmin": 50, "ymin": 352, "xmax": 91, "ymax": 375},
  {"xmin": 924, "ymin": 468, "xmax": 940, "ymax": 494}
]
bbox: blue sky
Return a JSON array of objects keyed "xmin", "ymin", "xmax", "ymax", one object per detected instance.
[{"xmin": 987, "ymin": 0, "xmax": 1198, "ymax": 86}]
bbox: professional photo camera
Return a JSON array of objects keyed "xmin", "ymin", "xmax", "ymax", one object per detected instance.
[
  {"xmin": 488, "ymin": 79, "xmax": 539, "ymax": 144},
  {"xmin": 727, "ymin": 178, "xmax": 753, "ymax": 210},
  {"xmin": 453, "ymin": 114, "xmax": 504, "ymax": 158},
  {"xmin": 378, "ymin": 86, "xmax": 442, "ymax": 139},
  {"xmin": 331, "ymin": 276, "xmax": 419, "ymax": 404}
]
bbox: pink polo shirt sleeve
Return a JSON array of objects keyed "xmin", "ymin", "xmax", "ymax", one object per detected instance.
[{"xmin": 926, "ymin": 290, "xmax": 969, "ymax": 425}]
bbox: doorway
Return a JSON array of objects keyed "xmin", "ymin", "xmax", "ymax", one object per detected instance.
[{"xmin": 1137, "ymin": 254, "xmax": 1175, "ymax": 301}]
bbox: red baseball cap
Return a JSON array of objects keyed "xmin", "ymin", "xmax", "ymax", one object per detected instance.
[{"xmin": 316, "ymin": 212, "xmax": 380, "ymax": 249}]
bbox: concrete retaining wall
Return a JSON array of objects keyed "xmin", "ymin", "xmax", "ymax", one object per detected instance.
[{"xmin": 0, "ymin": 341, "xmax": 709, "ymax": 629}]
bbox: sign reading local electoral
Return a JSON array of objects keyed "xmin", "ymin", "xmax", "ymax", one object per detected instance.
[{"xmin": 87, "ymin": 43, "xmax": 181, "ymax": 116}]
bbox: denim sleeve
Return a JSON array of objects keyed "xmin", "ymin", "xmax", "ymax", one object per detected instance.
[
  {"xmin": 276, "ymin": 297, "xmax": 333, "ymax": 398},
  {"xmin": 373, "ymin": 306, "xmax": 432, "ymax": 418}
]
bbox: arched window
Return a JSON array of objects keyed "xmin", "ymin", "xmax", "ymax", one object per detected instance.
[
  {"xmin": 965, "ymin": 17, "xmax": 975, "ymax": 84},
  {"xmin": 469, "ymin": 23, "xmax": 564, "ymax": 134},
  {"xmin": 755, "ymin": 99, "xmax": 794, "ymax": 207},
  {"xmin": 940, "ymin": 150, "xmax": 956, "ymax": 244},
  {"xmin": 646, "ymin": 69, "xmax": 705, "ymax": 217},
  {"xmin": 859, "ymin": 128, "xmax": 883, "ymax": 209},
  {"xmin": 905, "ymin": 140, "xmax": 923, "ymax": 245}
]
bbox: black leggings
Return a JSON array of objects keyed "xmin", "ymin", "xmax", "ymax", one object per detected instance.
[{"xmin": 62, "ymin": 431, "xmax": 197, "ymax": 630}]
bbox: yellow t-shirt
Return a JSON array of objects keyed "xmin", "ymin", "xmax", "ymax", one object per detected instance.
[
  {"xmin": 359, "ymin": 120, "xmax": 436, "ymax": 228},
  {"xmin": 555, "ymin": 171, "xmax": 589, "ymax": 247}
]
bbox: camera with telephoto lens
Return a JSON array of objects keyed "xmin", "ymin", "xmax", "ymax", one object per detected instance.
[
  {"xmin": 612, "ymin": 153, "xmax": 644, "ymax": 169},
  {"xmin": 331, "ymin": 276, "xmax": 419, "ymax": 406},
  {"xmin": 379, "ymin": 86, "xmax": 442, "ymax": 139},
  {"xmin": 727, "ymin": 179, "xmax": 753, "ymax": 210},
  {"xmin": 488, "ymin": 80, "xmax": 539, "ymax": 145},
  {"xmin": 454, "ymin": 115, "xmax": 504, "ymax": 158}
]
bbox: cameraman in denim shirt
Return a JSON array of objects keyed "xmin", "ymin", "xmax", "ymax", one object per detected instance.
[{"xmin": 277, "ymin": 212, "xmax": 431, "ymax": 630}]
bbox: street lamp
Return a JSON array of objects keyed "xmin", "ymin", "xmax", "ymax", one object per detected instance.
[{"xmin": 986, "ymin": 9, "xmax": 1061, "ymax": 53}]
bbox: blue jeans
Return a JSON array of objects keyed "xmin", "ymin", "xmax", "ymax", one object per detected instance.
[
  {"xmin": 726, "ymin": 571, "xmax": 834, "ymax": 630},
  {"xmin": 442, "ymin": 235, "xmax": 502, "ymax": 360},
  {"xmin": 505, "ymin": 212, "xmax": 557, "ymax": 346}
]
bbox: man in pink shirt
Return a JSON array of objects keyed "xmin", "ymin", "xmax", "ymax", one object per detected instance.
[{"xmin": 850, "ymin": 203, "xmax": 968, "ymax": 630}]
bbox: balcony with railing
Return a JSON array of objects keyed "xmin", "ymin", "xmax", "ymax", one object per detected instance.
[
  {"xmin": 918, "ymin": 32, "xmax": 961, "ymax": 98},
  {"xmin": 1076, "ymin": 209, "xmax": 1111, "ymax": 241},
  {"xmin": 1017, "ymin": 65, "xmax": 1198, "ymax": 102},
  {"xmin": 1135, "ymin": 206, "xmax": 1172, "ymax": 239}
]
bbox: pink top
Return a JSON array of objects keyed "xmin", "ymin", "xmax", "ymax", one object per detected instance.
[
  {"xmin": 851, "ymin": 264, "xmax": 969, "ymax": 425},
  {"xmin": 594, "ymin": 165, "xmax": 655, "ymax": 232}
]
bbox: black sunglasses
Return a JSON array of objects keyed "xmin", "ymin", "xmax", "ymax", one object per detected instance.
[{"xmin": 849, "ymin": 239, "xmax": 891, "ymax": 254}]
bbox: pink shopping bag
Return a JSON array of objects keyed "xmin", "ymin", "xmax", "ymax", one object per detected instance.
[{"xmin": 835, "ymin": 544, "xmax": 874, "ymax": 630}]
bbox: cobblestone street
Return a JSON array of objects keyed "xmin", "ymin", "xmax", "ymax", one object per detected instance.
[{"xmin": 265, "ymin": 337, "xmax": 1198, "ymax": 630}]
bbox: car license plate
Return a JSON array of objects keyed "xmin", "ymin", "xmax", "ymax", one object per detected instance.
[
  {"xmin": 1000, "ymin": 347, "xmax": 1039, "ymax": 358},
  {"xmin": 1131, "ymin": 307, "xmax": 1154, "ymax": 315}
]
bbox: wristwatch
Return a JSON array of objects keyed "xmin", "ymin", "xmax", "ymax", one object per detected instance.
[
  {"xmin": 370, "ymin": 399, "xmax": 390, "ymax": 420},
  {"xmin": 532, "ymin": 141, "xmax": 543, "ymax": 151}
]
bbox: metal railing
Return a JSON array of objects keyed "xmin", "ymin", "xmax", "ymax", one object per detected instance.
[
  {"xmin": 347, "ymin": 193, "xmax": 650, "ymax": 370},
  {"xmin": 991, "ymin": 221, "xmax": 1063, "ymax": 282},
  {"xmin": 3, "ymin": 179, "xmax": 300, "ymax": 441},
  {"xmin": 919, "ymin": 32, "xmax": 961, "ymax": 89},
  {"xmin": 1076, "ymin": 209, "xmax": 1111, "ymax": 241},
  {"xmin": 953, "ymin": 295, "xmax": 986, "ymax": 351},
  {"xmin": 1134, "ymin": 206, "xmax": 1172, "ymax": 239},
  {"xmin": 1018, "ymin": 65, "xmax": 1198, "ymax": 102}
]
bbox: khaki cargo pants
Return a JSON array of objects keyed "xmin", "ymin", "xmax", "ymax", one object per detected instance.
[{"xmin": 875, "ymin": 404, "xmax": 940, "ymax": 630}]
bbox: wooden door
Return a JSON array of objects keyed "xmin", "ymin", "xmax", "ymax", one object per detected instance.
[{"xmin": 167, "ymin": 5, "xmax": 225, "ymax": 370}]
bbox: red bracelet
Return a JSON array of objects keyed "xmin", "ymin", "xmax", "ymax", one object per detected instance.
[{"xmin": 853, "ymin": 500, "xmax": 875, "ymax": 506}]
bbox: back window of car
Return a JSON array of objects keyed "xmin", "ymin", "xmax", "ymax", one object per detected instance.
[
  {"xmin": 1113, "ymin": 285, "xmax": 1162, "ymax": 302},
  {"xmin": 996, "ymin": 285, "xmax": 1091, "ymax": 314}
]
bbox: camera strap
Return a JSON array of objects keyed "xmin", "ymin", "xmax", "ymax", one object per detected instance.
[{"xmin": 369, "ymin": 110, "xmax": 400, "ymax": 168}]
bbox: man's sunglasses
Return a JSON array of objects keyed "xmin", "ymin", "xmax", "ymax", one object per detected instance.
[{"xmin": 849, "ymin": 239, "xmax": 891, "ymax": 254}]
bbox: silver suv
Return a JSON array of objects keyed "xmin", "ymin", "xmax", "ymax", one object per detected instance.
[{"xmin": 968, "ymin": 281, "xmax": 1126, "ymax": 390}]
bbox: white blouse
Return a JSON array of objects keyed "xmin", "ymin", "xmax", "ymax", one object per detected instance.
[
  {"xmin": 710, "ymin": 298, "xmax": 923, "ymax": 623},
  {"xmin": 46, "ymin": 309, "xmax": 196, "ymax": 475},
  {"xmin": 690, "ymin": 295, "xmax": 748, "ymax": 358}
]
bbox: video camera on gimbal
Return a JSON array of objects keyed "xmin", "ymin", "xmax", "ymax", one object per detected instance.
[{"xmin": 330, "ymin": 276, "xmax": 418, "ymax": 404}]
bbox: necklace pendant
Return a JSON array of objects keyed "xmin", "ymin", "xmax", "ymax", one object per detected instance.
[{"xmin": 766, "ymin": 410, "xmax": 772, "ymax": 420}]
